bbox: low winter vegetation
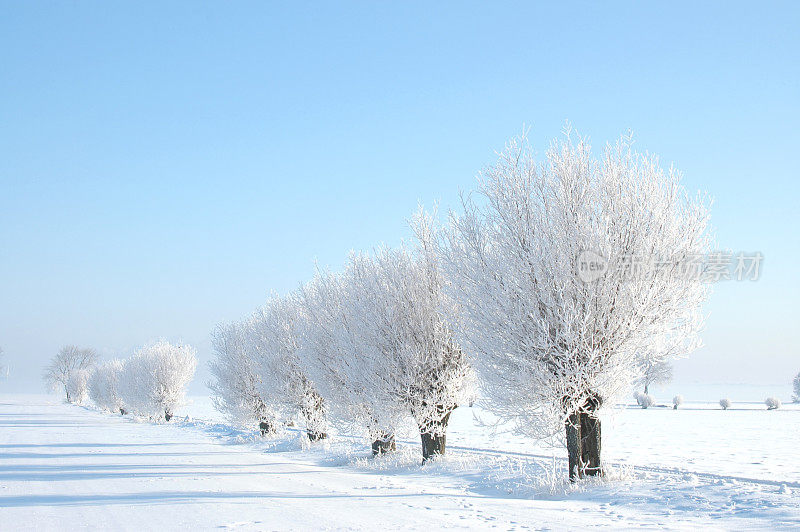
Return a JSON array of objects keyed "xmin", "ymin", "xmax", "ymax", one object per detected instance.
[
  {"xmin": 793, "ymin": 372, "xmax": 800, "ymax": 403},
  {"xmin": 634, "ymin": 391, "xmax": 656, "ymax": 409},
  {"xmin": 88, "ymin": 359, "xmax": 127, "ymax": 414},
  {"xmin": 299, "ymin": 235, "xmax": 474, "ymax": 460},
  {"xmin": 249, "ymin": 296, "xmax": 329, "ymax": 442},
  {"xmin": 66, "ymin": 368, "xmax": 92, "ymax": 405},
  {"xmin": 42, "ymin": 345, "xmax": 98, "ymax": 403},
  {"xmin": 765, "ymin": 397, "xmax": 781, "ymax": 410},
  {"xmin": 210, "ymin": 231, "xmax": 474, "ymax": 460},
  {"xmin": 209, "ymin": 321, "xmax": 277, "ymax": 433},
  {"xmin": 673, "ymin": 395, "xmax": 683, "ymax": 410},
  {"xmin": 720, "ymin": 398, "xmax": 732, "ymax": 410},
  {"xmin": 119, "ymin": 341, "xmax": 197, "ymax": 420}
]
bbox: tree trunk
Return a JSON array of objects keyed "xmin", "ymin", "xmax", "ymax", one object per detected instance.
[
  {"xmin": 306, "ymin": 429, "xmax": 327, "ymax": 442},
  {"xmin": 644, "ymin": 383, "xmax": 649, "ymax": 395},
  {"xmin": 164, "ymin": 409, "xmax": 172, "ymax": 422},
  {"xmin": 119, "ymin": 408, "xmax": 127, "ymax": 415},
  {"xmin": 371, "ymin": 432, "xmax": 396, "ymax": 456},
  {"xmin": 259, "ymin": 420, "xmax": 275, "ymax": 436},
  {"xmin": 580, "ymin": 411, "xmax": 602, "ymax": 477},
  {"xmin": 565, "ymin": 412, "xmax": 582, "ymax": 482},
  {"xmin": 420, "ymin": 411, "xmax": 451, "ymax": 463}
]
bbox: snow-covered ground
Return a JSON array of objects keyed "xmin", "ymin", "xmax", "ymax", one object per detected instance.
[{"xmin": 1, "ymin": 392, "xmax": 798, "ymax": 531}]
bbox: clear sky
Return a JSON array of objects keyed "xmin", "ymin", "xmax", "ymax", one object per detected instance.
[{"xmin": 1, "ymin": 2, "xmax": 798, "ymax": 395}]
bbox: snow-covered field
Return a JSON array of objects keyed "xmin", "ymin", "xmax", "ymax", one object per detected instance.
[{"xmin": 1, "ymin": 392, "xmax": 798, "ymax": 531}]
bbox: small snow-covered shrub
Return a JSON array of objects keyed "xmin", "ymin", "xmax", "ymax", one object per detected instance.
[
  {"xmin": 635, "ymin": 391, "xmax": 655, "ymax": 408},
  {"xmin": 209, "ymin": 321, "xmax": 276, "ymax": 432},
  {"xmin": 119, "ymin": 341, "xmax": 197, "ymax": 420},
  {"xmin": 672, "ymin": 395, "xmax": 683, "ymax": 409},
  {"xmin": 765, "ymin": 396, "xmax": 781, "ymax": 410},
  {"xmin": 793, "ymin": 372, "xmax": 800, "ymax": 403},
  {"xmin": 89, "ymin": 359, "xmax": 126, "ymax": 413},
  {"xmin": 65, "ymin": 368, "xmax": 92, "ymax": 405},
  {"xmin": 720, "ymin": 398, "xmax": 731, "ymax": 410}
]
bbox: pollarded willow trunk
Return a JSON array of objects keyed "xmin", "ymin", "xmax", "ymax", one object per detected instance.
[
  {"xmin": 580, "ymin": 412, "xmax": 601, "ymax": 477},
  {"xmin": 420, "ymin": 410, "xmax": 452, "ymax": 463},
  {"xmin": 371, "ymin": 432, "xmax": 396, "ymax": 456},
  {"xmin": 300, "ymin": 387, "xmax": 328, "ymax": 442},
  {"xmin": 306, "ymin": 429, "xmax": 327, "ymax": 442},
  {"xmin": 259, "ymin": 418, "xmax": 277, "ymax": 436},
  {"xmin": 165, "ymin": 409, "xmax": 173, "ymax": 422},
  {"xmin": 565, "ymin": 412, "xmax": 582, "ymax": 482},
  {"xmin": 565, "ymin": 394, "xmax": 603, "ymax": 482}
]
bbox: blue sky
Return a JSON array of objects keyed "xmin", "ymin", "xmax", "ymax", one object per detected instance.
[{"xmin": 1, "ymin": 2, "xmax": 798, "ymax": 394}]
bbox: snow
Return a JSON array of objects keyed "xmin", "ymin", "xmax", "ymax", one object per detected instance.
[{"xmin": 1, "ymin": 392, "xmax": 798, "ymax": 530}]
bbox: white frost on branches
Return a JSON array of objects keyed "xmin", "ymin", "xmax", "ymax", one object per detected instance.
[
  {"xmin": 435, "ymin": 131, "xmax": 712, "ymax": 442},
  {"xmin": 672, "ymin": 395, "xmax": 683, "ymax": 409},
  {"xmin": 638, "ymin": 359, "xmax": 673, "ymax": 395},
  {"xmin": 119, "ymin": 340, "xmax": 197, "ymax": 419},
  {"xmin": 89, "ymin": 359, "xmax": 126, "ymax": 413},
  {"xmin": 765, "ymin": 396, "xmax": 781, "ymax": 410},
  {"xmin": 66, "ymin": 368, "xmax": 92, "ymax": 405},
  {"xmin": 634, "ymin": 391, "xmax": 655, "ymax": 409},
  {"xmin": 209, "ymin": 321, "xmax": 275, "ymax": 428},
  {"xmin": 300, "ymin": 238, "xmax": 474, "ymax": 442},
  {"xmin": 250, "ymin": 296, "xmax": 327, "ymax": 437},
  {"xmin": 43, "ymin": 345, "xmax": 98, "ymax": 403}
]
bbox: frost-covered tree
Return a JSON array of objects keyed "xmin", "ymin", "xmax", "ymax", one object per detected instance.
[
  {"xmin": 436, "ymin": 131, "xmax": 712, "ymax": 480},
  {"xmin": 210, "ymin": 321, "xmax": 277, "ymax": 434},
  {"xmin": 119, "ymin": 341, "xmax": 197, "ymax": 420},
  {"xmin": 720, "ymin": 398, "xmax": 731, "ymax": 410},
  {"xmin": 300, "ymin": 267, "xmax": 403, "ymax": 453},
  {"xmin": 634, "ymin": 391, "xmax": 655, "ymax": 409},
  {"xmin": 66, "ymin": 368, "xmax": 93, "ymax": 404},
  {"xmin": 43, "ymin": 345, "xmax": 98, "ymax": 402},
  {"xmin": 250, "ymin": 295, "xmax": 328, "ymax": 441},
  {"xmin": 793, "ymin": 372, "xmax": 800, "ymax": 403},
  {"xmin": 89, "ymin": 359, "xmax": 126, "ymax": 414},
  {"xmin": 301, "ymin": 241, "xmax": 473, "ymax": 460},
  {"xmin": 638, "ymin": 359, "xmax": 673, "ymax": 395},
  {"xmin": 765, "ymin": 396, "xmax": 781, "ymax": 410},
  {"xmin": 672, "ymin": 395, "xmax": 683, "ymax": 410}
]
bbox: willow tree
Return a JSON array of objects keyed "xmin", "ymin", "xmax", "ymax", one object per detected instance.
[
  {"xmin": 437, "ymin": 131, "xmax": 712, "ymax": 480},
  {"xmin": 301, "ymin": 244, "xmax": 473, "ymax": 462}
]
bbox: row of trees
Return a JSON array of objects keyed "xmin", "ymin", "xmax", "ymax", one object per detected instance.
[
  {"xmin": 211, "ymin": 241, "xmax": 474, "ymax": 459},
  {"xmin": 44, "ymin": 341, "xmax": 197, "ymax": 421},
  {"xmin": 212, "ymin": 131, "xmax": 714, "ymax": 481}
]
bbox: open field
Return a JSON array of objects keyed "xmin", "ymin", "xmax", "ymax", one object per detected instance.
[{"xmin": 1, "ymin": 392, "xmax": 797, "ymax": 530}]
